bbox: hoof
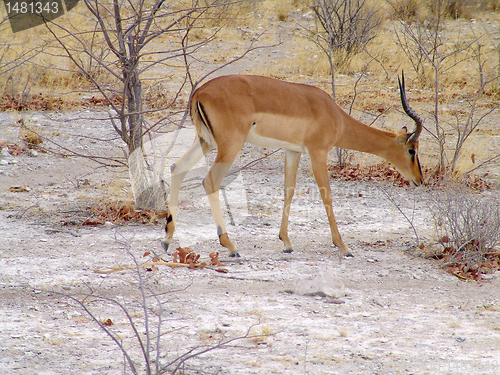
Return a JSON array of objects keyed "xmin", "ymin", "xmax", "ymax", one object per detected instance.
[
  {"xmin": 344, "ymin": 252, "xmax": 354, "ymax": 258},
  {"xmin": 283, "ymin": 248, "xmax": 293, "ymax": 254},
  {"xmin": 229, "ymin": 252, "xmax": 241, "ymax": 258},
  {"xmin": 161, "ymin": 240, "xmax": 169, "ymax": 252}
]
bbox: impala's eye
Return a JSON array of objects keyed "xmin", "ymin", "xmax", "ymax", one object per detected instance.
[{"xmin": 408, "ymin": 148, "xmax": 416, "ymax": 162}]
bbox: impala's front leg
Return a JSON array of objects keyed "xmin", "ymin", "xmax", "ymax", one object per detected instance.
[
  {"xmin": 203, "ymin": 158, "xmax": 240, "ymax": 257},
  {"xmin": 279, "ymin": 150, "xmax": 301, "ymax": 253},
  {"xmin": 309, "ymin": 150, "xmax": 353, "ymax": 257}
]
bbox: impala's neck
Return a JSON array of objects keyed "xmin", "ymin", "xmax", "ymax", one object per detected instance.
[{"xmin": 336, "ymin": 113, "xmax": 397, "ymax": 160}]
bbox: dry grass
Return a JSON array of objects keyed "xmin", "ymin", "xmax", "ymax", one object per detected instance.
[
  {"xmin": 388, "ymin": 0, "xmax": 500, "ymax": 21},
  {"xmin": 20, "ymin": 126, "xmax": 43, "ymax": 146},
  {"xmin": 248, "ymin": 322, "xmax": 274, "ymax": 345},
  {"xmin": 2, "ymin": 2, "xmax": 498, "ymax": 99}
]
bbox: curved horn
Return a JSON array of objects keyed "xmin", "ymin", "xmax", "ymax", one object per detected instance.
[{"xmin": 398, "ymin": 72, "xmax": 423, "ymax": 142}]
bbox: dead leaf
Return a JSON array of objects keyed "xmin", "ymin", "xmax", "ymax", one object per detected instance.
[
  {"xmin": 209, "ymin": 252, "xmax": 225, "ymax": 266},
  {"xmin": 176, "ymin": 247, "xmax": 195, "ymax": 263},
  {"xmin": 102, "ymin": 318, "xmax": 113, "ymax": 326},
  {"xmin": 439, "ymin": 236, "xmax": 449, "ymax": 243}
]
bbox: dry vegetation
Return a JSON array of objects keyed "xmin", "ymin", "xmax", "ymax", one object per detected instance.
[{"xmin": 2, "ymin": 1, "xmax": 499, "ymax": 97}]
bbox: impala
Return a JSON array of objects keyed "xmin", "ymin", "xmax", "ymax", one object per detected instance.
[{"xmin": 162, "ymin": 73, "xmax": 423, "ymax": 257}]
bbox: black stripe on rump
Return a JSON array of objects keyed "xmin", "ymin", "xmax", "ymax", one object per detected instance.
[{"xmin": 197, "ymin": 101, "xmax": 215, "ymax": 137}]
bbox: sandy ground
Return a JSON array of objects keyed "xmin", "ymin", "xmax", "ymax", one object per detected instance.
[
  {"xmin": 1, "ymin": 13, "xmax": 500, "ymax": 373},
  {"xmin": 1, "ymin": 107, "xmax": 500, "ymax": 375}
]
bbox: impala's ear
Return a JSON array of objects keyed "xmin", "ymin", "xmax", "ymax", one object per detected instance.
[
  {"xmin": 397, "ymin": 126, "xmax": 408, "ymax": 135},
  {"xmin": 405, "ymin": 132, "xmax": 416, "ymax": 144},
  {"xmin": 395, "ymin": 132, "xmax": 410, "ymax": 145}
]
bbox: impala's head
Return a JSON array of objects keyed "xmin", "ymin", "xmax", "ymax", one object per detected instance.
[
  {"xmin": 392, "ymin": 73, "xmax": 424, "ymax": 186},
  {"xmin": 392, "ymin": 127, "xmax": 423, "ymax": 186}
]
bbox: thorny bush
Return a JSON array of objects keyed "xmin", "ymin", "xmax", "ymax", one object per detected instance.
[{"xmin": 428, "ymin": 186, "xmax": 500, "ymax": 281}]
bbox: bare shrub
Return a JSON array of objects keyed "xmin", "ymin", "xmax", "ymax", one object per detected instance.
[
  {"xmin": 52, "ymin": 236, "xmax": 268, "ymax": 374},
  {"xmin": 428, "ymin": 185, "xmax": 500, "ymax": 280},
  {"xmin": 304, "ymin": 0, "xmax": 382, "ymax": 83},
  {"xmin": 391, "ymin": 5, "xmax": 500, "ymax": 173}
]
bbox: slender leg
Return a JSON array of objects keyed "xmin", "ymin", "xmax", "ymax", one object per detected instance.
[
  {"xmin": 162, "ymin": 138, "xmax": 210, "ymax": 251},
  {"xmin": 279, "ymin": 150, "xmax": 301, "ymax": 253},
  {"xmin": 203, "ymin": 149, "xmax": 241, "ymax": 257},
  {"xmin": 309, "ymin": 150, "xmax": 353, "ymax": 257}
]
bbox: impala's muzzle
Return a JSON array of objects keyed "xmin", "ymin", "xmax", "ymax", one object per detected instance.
[{"xmin": 412, "ymin": 157, "xmax": 423, "ymax": 186}]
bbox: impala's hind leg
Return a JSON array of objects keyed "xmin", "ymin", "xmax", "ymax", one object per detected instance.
[
  {"xmin": 279, "ymin": 150, "xmax": 301, "ymax": 253},
  {"xmin": 162, "ymin": 138, "xmax": 210, "ymax": 252},
  {"xmin": 309, "ymin": 149, "xmax": 352, "ymax": 257},
  {"xmin": 203, "ymin": 148, "xmax": 242, "ymax": 257}
]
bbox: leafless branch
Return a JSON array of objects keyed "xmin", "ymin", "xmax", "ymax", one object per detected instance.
[
  {"xmin": 43, "ymin": 233, "xmax": 270, "ymax": 375},
  {"xmin": 391, "ymin": 7, "xmax": 500, "ymax": 173},
  {"xmin": 378, "ymin": 186, "xmax": 420, "ymax": 247}
]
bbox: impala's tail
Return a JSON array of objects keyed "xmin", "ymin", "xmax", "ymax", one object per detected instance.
[{"xmin": 191, "ymin": 100, "xmax": 216, "ymax": 148}]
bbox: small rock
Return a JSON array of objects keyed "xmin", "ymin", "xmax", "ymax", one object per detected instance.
[
  {"xmin": 378, "ymin": 269, "xmax": 390, "ymax": 277},
  {"xmin": 1, "ymin": 148, "xmax": 11, "ymax": 157},
  {"xmin": 482, "ymin": 273, "xmax": 497, "ymax": 280},
  {"xmin": 29, "ymin": 149, "xmax": 39, "ymax": 157},
  {"xmin": 302, "ymin": 11, "xmax": 314, "ymax": 20},
  {"xmin": 292, "ymin": 269, "xmax": 346, "ymax": 298},
  {"xmin": 325, "ymin": 297, "xmax": 345, "ymax": 304}
]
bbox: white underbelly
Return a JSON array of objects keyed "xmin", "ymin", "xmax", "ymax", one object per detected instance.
[{"xmin": 245, "ymin": 127, "xmax": 306, "ymax": 153}]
